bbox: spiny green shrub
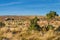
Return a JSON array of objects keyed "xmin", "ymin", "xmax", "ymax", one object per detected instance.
[{"xmin": 29, "ymin": 16, "xmax": 41, "ymax": 31}]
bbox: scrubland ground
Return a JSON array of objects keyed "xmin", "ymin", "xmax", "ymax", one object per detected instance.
[{"xmin": 0, "ymin": 16, "xmax": 60, "ymax": 40}]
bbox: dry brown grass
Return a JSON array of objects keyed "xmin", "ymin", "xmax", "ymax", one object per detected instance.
[{"xmin": 0, "ymin": 16, "xmax": 60, "ymax": 40}]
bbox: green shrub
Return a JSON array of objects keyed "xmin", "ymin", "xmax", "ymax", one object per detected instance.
[
  {"xmin": 46, "ymin": 11, "xmax": 59, "ymax": 20},
  {"xmin": 22, "ymin": 38, "xmax": 28, "ymax": 40},
  {"xmin": 12, "ymin": 30, "xmax": 18, "ymax": 34},
  {"xmin": 0, "ymin": 37, "xmax": 9, "ymax": 40},
  {"xmin": 55, "ymin": 37, "xmax": 60, "ymax": 40},
  {"xmin": 55, "ymin": 26, "xmax": 60, "ymax": 32},
  {"xmin": 29, "ymin": 38, "xmax": 40, "ymax": 40},
  {"xmin": 41, "ymin": 26, "xmax": 48, "ymax": 33},
  {"xmin": 5, "ymin": 18, "xmax": 14, "ymax": 21},
  {"xmin": 46, "ymin": 25, "xmax": 54, "ymax": 31},
  {"xmin": 0, "ymin": 22, "xmax": 5, "ymax": 27}
]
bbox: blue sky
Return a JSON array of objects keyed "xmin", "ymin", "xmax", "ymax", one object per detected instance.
[{"xmin": 0, "ymin": 0, "xmax": 60, "ymax": 15}]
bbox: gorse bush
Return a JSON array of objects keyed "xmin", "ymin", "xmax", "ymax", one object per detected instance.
[
  {"xmin": 29, "ymin": 16, "xmax": 41, "ymax": 31},
  {"xmin": 0, "ymin": 22, "xmax": 5, "ymax": 27}
]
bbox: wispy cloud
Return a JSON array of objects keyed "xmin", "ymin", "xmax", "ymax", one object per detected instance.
[
  {"xmin": 0, "ymin": 2, "xmax": 23, "ymax": 6},
  {"xmin": 25, "ymin": 2, "xmax": 60, "ymax": 8}
]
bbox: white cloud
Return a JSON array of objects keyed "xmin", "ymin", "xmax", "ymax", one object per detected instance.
[{"xmin": 0, "ymin": 2, "xmax": 23, "ymax": 6}]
